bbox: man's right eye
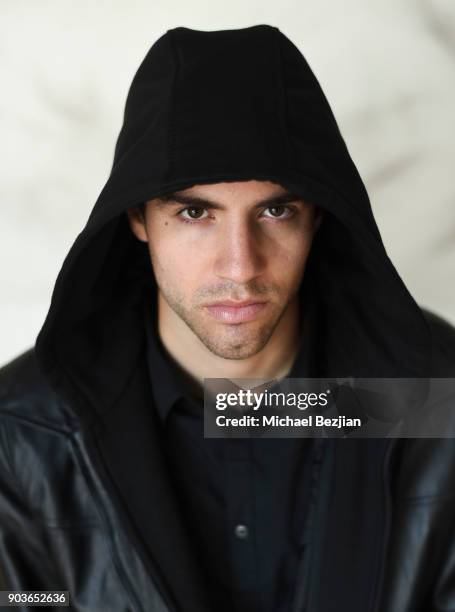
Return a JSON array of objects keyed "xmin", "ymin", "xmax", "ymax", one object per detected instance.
[{"xmin": 178, "ymin": 207, "xmax": 209, "ymax": 221}]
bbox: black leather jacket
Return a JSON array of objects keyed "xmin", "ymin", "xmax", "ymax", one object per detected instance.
[{"xmin": 1, "ymin": 308, "xmax": 455, "ymax": 612}]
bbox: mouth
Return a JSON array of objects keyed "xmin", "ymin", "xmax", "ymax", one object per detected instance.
[{"xmin": 204, "ymin": 300, "xmax": 268, "ymax": 323}]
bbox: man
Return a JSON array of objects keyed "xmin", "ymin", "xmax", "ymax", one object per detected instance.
[{"xmin": 1, "ymin": 24, "xmax": 455, "ymax": 612}]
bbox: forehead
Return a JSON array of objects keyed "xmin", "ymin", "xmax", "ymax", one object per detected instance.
[
  {"xmin": 175, "ymin": 179, "xmax": 290, "ymax": 201},
  {"xmin": 149, "ymin": 179, "xmax": 311, "ymax": 211}
]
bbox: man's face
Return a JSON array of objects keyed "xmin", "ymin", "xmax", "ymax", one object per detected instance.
[{"xmin": 128, "ymin": 180, "xmax": 322, "ymax": 360}]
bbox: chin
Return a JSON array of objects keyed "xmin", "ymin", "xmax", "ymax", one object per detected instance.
[
  {"xmin": 199, "ymin": 325, "xmax": 273, "ymax": 361},
  {"xmin": 206, "ymin": 344, "xmax": 263, "ymax": 361}
]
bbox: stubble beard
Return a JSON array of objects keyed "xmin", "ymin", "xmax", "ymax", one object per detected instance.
[{"xmin": 159, "ymin": 285, "xmax": 291, "ymax": 360}]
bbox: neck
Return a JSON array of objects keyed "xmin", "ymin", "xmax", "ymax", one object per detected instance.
[{"xmin": 157, "ymin": 293, "xmax": 302, "ymax": 387}]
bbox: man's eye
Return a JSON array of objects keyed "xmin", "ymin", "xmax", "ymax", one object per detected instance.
[
  {"xmin": 261, "ymin": 206, "xmax": 293, "ymax": 219},
  {"xmin": 179, "ymin": 207, "xmax": 209, "ymax": 221}
]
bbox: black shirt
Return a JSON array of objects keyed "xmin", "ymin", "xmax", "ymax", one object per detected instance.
[{"xmin": 144, "ymin": 300, "xmax": 318, "ymax": 612}]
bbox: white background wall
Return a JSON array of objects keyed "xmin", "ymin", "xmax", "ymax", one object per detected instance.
[{"xmin": 1, "ymin": 0, "xmax": 454, "ymax": 364}]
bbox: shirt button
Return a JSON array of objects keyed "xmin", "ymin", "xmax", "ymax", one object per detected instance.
[{"xmin": 234, "ymin": 524, "xmax": 249, "ymax": 539}]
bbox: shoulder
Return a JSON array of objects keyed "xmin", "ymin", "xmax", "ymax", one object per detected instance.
[
  {"xmin": 392, "ymin": 309, "xmax": 455, "ymax": 497},
  {"xmin": 0, "ymin": 347, "xmax": 78, "ymax": 433},
  {"xmin": 420, "ymin": 307, "xmax": 455, "ymax": 375},
  {"xmin": 0, "ymin": 350, "xmax": 100, "ymax": 529}
]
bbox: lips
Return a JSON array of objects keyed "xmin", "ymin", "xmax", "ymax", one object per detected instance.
[{"xmin": 205, "ymin": 300, "xmax": 268, "ymax": 323}]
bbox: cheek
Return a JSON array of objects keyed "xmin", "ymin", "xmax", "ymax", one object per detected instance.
[
  {"xmin": 266, "ymin": 230, "xmax": 313, "ymax": 285},
  {"xmin": 147, "ymin": 232, "xmax": 208, "ymax": 294}
]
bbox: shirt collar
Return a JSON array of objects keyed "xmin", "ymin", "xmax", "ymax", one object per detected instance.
[
  {"xmin": 143, "ymin": 299, "xmax": 194, "ymax": 422},
  {"xmin": 287, "ymin": 290, "xmax": 319, "ymax": 379}
]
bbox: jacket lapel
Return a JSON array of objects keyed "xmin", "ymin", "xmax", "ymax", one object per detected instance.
[
  {"xmin": 297, "ymin": 437, "xmax": 395, "ymax": 612},
  {"xmin": 88, "ymin": 351, "xmax": 213, "ymax": 612}
]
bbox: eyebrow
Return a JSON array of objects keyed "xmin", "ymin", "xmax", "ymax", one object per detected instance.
[{"xmin": 155, "ymin": 190, "xmax": 303, "ymax": 210}]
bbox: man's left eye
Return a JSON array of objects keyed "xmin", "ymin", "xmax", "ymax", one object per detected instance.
[{"xmin": 262, "ymin": 206, "xmax": 292, "ymax": 219}]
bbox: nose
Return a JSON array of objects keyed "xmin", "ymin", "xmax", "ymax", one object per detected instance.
[{"xmin": 214, "ymin": 216, "xmax": 266, "ymax": 285}]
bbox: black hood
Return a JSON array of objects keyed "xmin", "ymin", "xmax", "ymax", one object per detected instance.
[{"xmin": 35, "ymin": 24, "xmax": 432, "ymax": 423}]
